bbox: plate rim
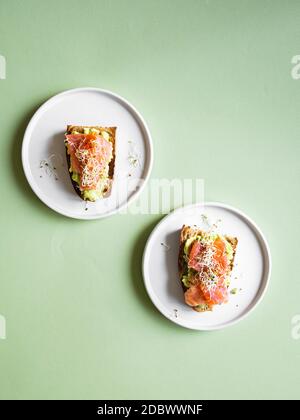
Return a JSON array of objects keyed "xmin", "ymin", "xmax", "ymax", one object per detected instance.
[
  {"xmin": 142, "ymin": 201, "xmax": 272, "ymax": 331},
  {"xmin": 21, "ymin": 87, "xmax": 154, "ymax": 220}
]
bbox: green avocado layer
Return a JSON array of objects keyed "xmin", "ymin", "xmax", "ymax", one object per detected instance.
[{"xmin": 71, "ymin": 171, "xmax": 109, "ymax": 202}]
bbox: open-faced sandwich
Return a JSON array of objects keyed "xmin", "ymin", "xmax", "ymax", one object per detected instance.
[
  {"xmin": 178, "ymin": 225, "xmax": 238, "ymax": 312},
  {"xmin": 64, "ymin": 125, "xmax": 116, "ymax": 201}
]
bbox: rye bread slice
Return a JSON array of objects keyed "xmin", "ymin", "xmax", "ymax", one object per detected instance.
[
  {"xmin": 65, "ymin": 125, "xmax": 116, "ymax": 201},
  {"xmin": 178, "ymin": 225, "xmax": 238, "ymax": 312}
]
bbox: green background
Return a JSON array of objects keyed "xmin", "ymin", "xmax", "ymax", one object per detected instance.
[{"xmin": 0, "ymin": 0, "xmax": 299, "ymax": 400}]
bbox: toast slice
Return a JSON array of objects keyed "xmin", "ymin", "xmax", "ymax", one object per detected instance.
[
  {"xmin": 65, "ymin": 125, "xmax": 116, "ymax": 201},
  {"xmin": 178, "ymin": 225, "xmax": 238, "ymax": 312}
]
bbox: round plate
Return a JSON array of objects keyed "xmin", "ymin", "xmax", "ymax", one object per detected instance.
[
  {"xmin": 143, "ymin": 202, "xmax": 271, "ymax": 330},
  {"xmin": 22, "ymin": 87, "xmax": 153, "ymax": 219}
]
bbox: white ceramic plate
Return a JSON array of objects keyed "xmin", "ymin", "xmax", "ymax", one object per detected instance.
[
  {"xmin": 22, "ymin": 87, "xmax": 153, "ymax": 219},
  {"xmin": 143, "ymin": 202, "xmax": 271, "ymax": 330}
]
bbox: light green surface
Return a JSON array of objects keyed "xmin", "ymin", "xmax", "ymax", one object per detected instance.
[{"xmin": 0, "ymin": 0, "xmax": 300, "ymax": 400}]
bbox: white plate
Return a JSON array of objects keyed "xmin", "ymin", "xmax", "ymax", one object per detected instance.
[
  {"xmin": 143, "ymin": 202, "xmax": 271, "ymax": 330},
  {"xmin": 22, "ymin": 87, "xmax": 153, "ymax": 219}
]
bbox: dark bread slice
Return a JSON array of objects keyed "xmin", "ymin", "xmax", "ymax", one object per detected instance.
[
  {"xmin": 178, "ymin": 225, "xmax": 238, "ymax": 312},
  {"xmin": 65, "ymin": 125, "xmax": 116, "ymax": 201}
]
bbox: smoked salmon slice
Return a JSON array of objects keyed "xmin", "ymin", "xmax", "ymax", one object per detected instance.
[
  {"xmin": 178, "ymin": 225, "xmax": 238, "ymax": 312},
  {"xmin": 65, "ymin": 133, "xmax": 112, "ymax": 190},
  {"xmin": 184, "ymin": 283, "xmax": 207, "ymax": 307},
  {"xmin": 187, "ymin": 237, "xmax": 229, "ymax": 305},
  {"xmin": 188, "ymin": 241, "xmax": 206, "ymax": 271},
  {"xmin": 200, "ymin": 279, "xmax": 228, "ymax": 305}
]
